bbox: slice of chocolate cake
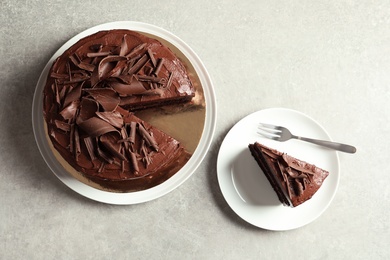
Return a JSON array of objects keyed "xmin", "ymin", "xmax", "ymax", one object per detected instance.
[{"xmin": 248, "ymin": 142, "xmax": 329, "ymax": 207}]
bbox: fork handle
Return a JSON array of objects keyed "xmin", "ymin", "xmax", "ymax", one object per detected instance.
[{"xmin": 295, "ymin": 136, "xmax": 357, "ymax": 153}]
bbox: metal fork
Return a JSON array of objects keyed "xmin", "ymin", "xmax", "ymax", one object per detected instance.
[{"xmin": 258, "ymin": 123, "xmax": 357, "ymax": 153}]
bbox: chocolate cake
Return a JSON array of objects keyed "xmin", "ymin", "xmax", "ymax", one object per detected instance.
[
  {"xmin": 248, "ymin": 142, "xmax": 329, "ymax": 207},
  {"xmin": 43, "ymin": 29, "xmax": 197, "ymax": 192}
]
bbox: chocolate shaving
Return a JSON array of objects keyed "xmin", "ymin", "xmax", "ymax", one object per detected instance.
[
  {"xmin": 147, "ymin": 48, "xmax": 157, "ymax": 67},
  {"xmin": 153, "ymin": 58, "xmax": 164, "ymax": 75},
  {"xmin": 63, "ymin": 75, "xmax": 90, "ymax": 85},
  {"xmin": 86, "ymin": 52, "xmax": 111, "ymax": 58},
  {"xmin": 129, "ymin": 121, "xmax": 137, "ymax": 143},
  {"xmin": 100, "ymin": 134, "xmax": 127, "ymax": 161},
  {"xmin": 69, "ymin": 124, "xmax": 75, "ymax": 154},
  {"xmin": 129, "ymin": 151, "xmax": 139, "ymax": 173},
  {"xmin": 91, "ymin": 55, "xmax": 127, "ymax": 86},
  {"xmin": 137, "ymin": 123, "xmax": 158, "ymax": 151},
  {"xmin": 137, "ymin": 75, "xmax": 163, "ymax": 83},
  {"xmin": 84, "ymin": 137, "xmax": 97, "ymax": 161},
  {"xmin": 60, "ymin": 101, "xmax": 79, "ymax": 120},
  {"xmin": 294, "ymin": 179, "xmax": 304, "ymax": 196},
  {"xmin": 53, "ymin": 83, "xmax": 61, "ymax": 106},
  {"xmin": 85, "ymin": 88, "xmax": 120, "ymax": 112},
  {"xmin": 51, "ymin": 72, "xmax": 68, "ymax": 79},
  {"xmin": 119, "ymin": 34, "xmax": 130, "ymax": 56},
  {"xmin": 63, "ymin": 83, "xmax": 82, "ymax": 108},
  {"xmin": 98, "ymin": 161, "xmax": 106, "ymax": 173},
  {"xmin": 119, "ymin": 127, "xmax": 129, "ymax": 150},
  {"xmin": 54, "ymin": 120, "xmax": 71, "ymax": 132},
  {"xmin": 107, "ymin": 77, "xmax": 146, "ymax": 96},
  {"xmin": 97, "ymin": 146, "xmax": 114, "ymax": 164},
  {"xmin": 77, "ymin": 117, "xmax": 118, "ymax": 137},
  {"xmin": 77, "ymin": 97, "xmax": 99, "ymax": 123},
  {"xmin": 128, "ymin": 54, "xmax": 149, "ymax": 75},
  {"xmin": 69, "ymin": 54, "xmax": 95, "ymax": 72},
  {"xmin": 96, "ymin": 111, "xmax": 124, "ymax": 129},
  {"xmin": 141, "ymin": 142, "xmax": 151, "ymax": 167},
  {"xmin": 74, "ymin": 126, "xmax": 81, "ymax": 161},
  {"xmin": 166, "ymin": 72, "xmax": 174, "ymax": 89},
  {"xmin": 89, "ymin": 44, "xmax": 103, "ymax": 52},
  {"xmin": 58, "ymin": 85, "xmax": 67, "ymax": 105},
  {"xmin": 126, "ymin": 43, "xmax": 147, "ymax": 58}
]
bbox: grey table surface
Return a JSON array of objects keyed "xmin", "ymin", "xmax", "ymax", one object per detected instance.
[{"xmin": 1, "ymin": 1, "xmax": 389, "ymax": 259}]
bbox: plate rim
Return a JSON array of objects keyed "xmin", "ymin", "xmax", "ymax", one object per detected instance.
[
  {"xmin": 32, "ymin": 21, "xmax": 217, "ymax": 205},
  {"xmin": 216, "ymin": 107, "xmax": 340, "ymax": 230}
]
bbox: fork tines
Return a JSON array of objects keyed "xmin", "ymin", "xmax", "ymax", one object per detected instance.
[{"xmin": 257, "ymin": 123, "xmax": 281, "ymax": 139}]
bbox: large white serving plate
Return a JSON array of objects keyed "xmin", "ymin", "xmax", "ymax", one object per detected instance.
[
  {"xmin": 32, "ymin": 21, "xmax": 216, "ymax": 204},
  {"xmin": 217, "ymin": 108, "xmax": 340, "ymax": 230}
]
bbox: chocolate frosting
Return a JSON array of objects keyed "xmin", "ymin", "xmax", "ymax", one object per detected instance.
[
  {"xmin": 249, "ymin": 142, "xmax": 329, "ymax": 207},
  {"xmin": 43, "ymin": 30, "xmax": 195, "ymax": 191}
]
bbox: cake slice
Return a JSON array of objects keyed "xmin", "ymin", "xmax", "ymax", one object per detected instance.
[{"xmin": 248, "ymin": 142, "xmax": 329, "ymax": 207}]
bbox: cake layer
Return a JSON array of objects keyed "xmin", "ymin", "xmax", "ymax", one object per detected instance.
[{"xmin": 248, "ymin": 142, "xmax": 329, "ymax": 207}]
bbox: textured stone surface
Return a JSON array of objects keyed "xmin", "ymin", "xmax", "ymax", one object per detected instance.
[{"xmin": 1, "ymin": 1, "xmax": 389, "ymax": 259}]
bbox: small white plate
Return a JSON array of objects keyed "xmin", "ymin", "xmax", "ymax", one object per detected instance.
[
  {"xmin": 32, "ymin": 21, "xmax": 216, "ymax": 204},
  {"xmin": 217, "ymin": 108, "xmax": 340, "ymax": 230}
]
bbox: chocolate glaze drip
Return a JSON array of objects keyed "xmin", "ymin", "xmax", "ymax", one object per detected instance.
[
  {"xmin": 248, "ymin": 142, "xmax": 329, "ymax": 207},
  {"xmin": 43, "ymin": 30, "xmax": 195, "ymax": 191}
]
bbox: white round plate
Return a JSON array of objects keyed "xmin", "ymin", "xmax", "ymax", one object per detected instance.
[
  {"xmin": 217, "ymin": 108, "xmax": 340, "ymax": 230},
  {"xmin": 32, "ymin": 21, "xmax": 216, "ymax": 204}
]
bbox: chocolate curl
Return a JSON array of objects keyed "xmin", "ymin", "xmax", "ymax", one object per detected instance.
[
  {"xmin": 86, "ymin": 52, "xmax": 111, "ymax": 58},
  {"xmin": 127, "ymin": 54, "xmax": 149, "ymax": 75},
  {"xmin": 126, "ymin": 43, "xmax": 147, "ymax": 58},
  {"xmin": 74, "ymin": 126, "xmax": 81, "ymax": 161},
  {"xmin": 100, "ymin": 134, "xmax": 127, "ymax": 161},
  {"xmin": 85, "ymin": 88, "xmax": 120, "ymax": 112},
  {"xmin": 97, "ymin": 146, "xmax": 115, "ymax": 164},
  {"xmin": 91, "ymin": 55, "xmax": 127, "ymax": 86},
  {"xmin": 98, "ymin": 161, "xmax": 106, "ymax": 173},
  {"xmin": 129, "ymin": 151, "xmax": 139, "ymax": 174},
  {"xmin": 54, "ymin": 120, "xmax": 71, "ymax": 132},
  {"xmin": 77, "ymin": 117, "xmax": 119, "ymax": 137},
  {"xmin": 96, "ymin": 111, "xmax": 124, "ymax": 129},
  {"xmin": 147, "ymin": 48, "xmax": 157, "ymax": 67},
  {"xmin": 107, "ymin": 76, "xmax": 146, "ymax": 96},
  {"xmin": 141, "ymin": 142, "xmax": 152, "ymax": 167},
  {"xmin": 282, "ymin": 154, "xmax": 315, "ymax": 176},
  {"xmin": 69, "ymin": 53, "xmax": 95, "ymax": 72},
  {"xmin": 63, "ymin": 83, "xmax": 83, "ymax": 108},
  {"xmin": 294, "ymin": 179, "xmax": 304, "ymax": 196},
  {"xmin": 137, "ymin": 75, "xmax": 164, "ymax": 84},
  {"xmin": 119, "ymin": 34, "xmax": 130, "ymax": 57},
  {"xmin": 77, "ymin": 97, "xmax": 99, "ymax": 123},
  {"xmin": 52, "ymin": 82, "xmax": 61, "ymax": 106},
  {"xmin": 137, "ymin": 123, "xmax": 158, "ymax": 151},
  {"xmin": 119, "ymin": 127, "xmax": 130, "ymax": 151},
  {"xmin": 166, "ymin": 72, "xmax": 174, "ymax": 89},
  {"xmin": 69, "ymin": 124, "xmax": 75, "ymax": 154},
  {"xmin": 60, "ymin": 101, "xmax": 79, "ymax": 120},
  {"xmin": 84, "ymin": 137, "xmax": 97, "ymax": 161},
  {"xmin": 153, "ymin": 58, "xmax": 164, "ymax": 76},
  {"xmin": 129, "ymin": 121, "xmax": 137, "ymax": 144}
]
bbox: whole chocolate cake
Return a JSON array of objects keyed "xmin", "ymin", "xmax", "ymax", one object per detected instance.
[
  {"xmin": 248, "ymin": 142, "xmax": 329, "ymax": 207},
  {"xmin": 43, "ymin": 29, "xmax": 197, "ymax": 192}
]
